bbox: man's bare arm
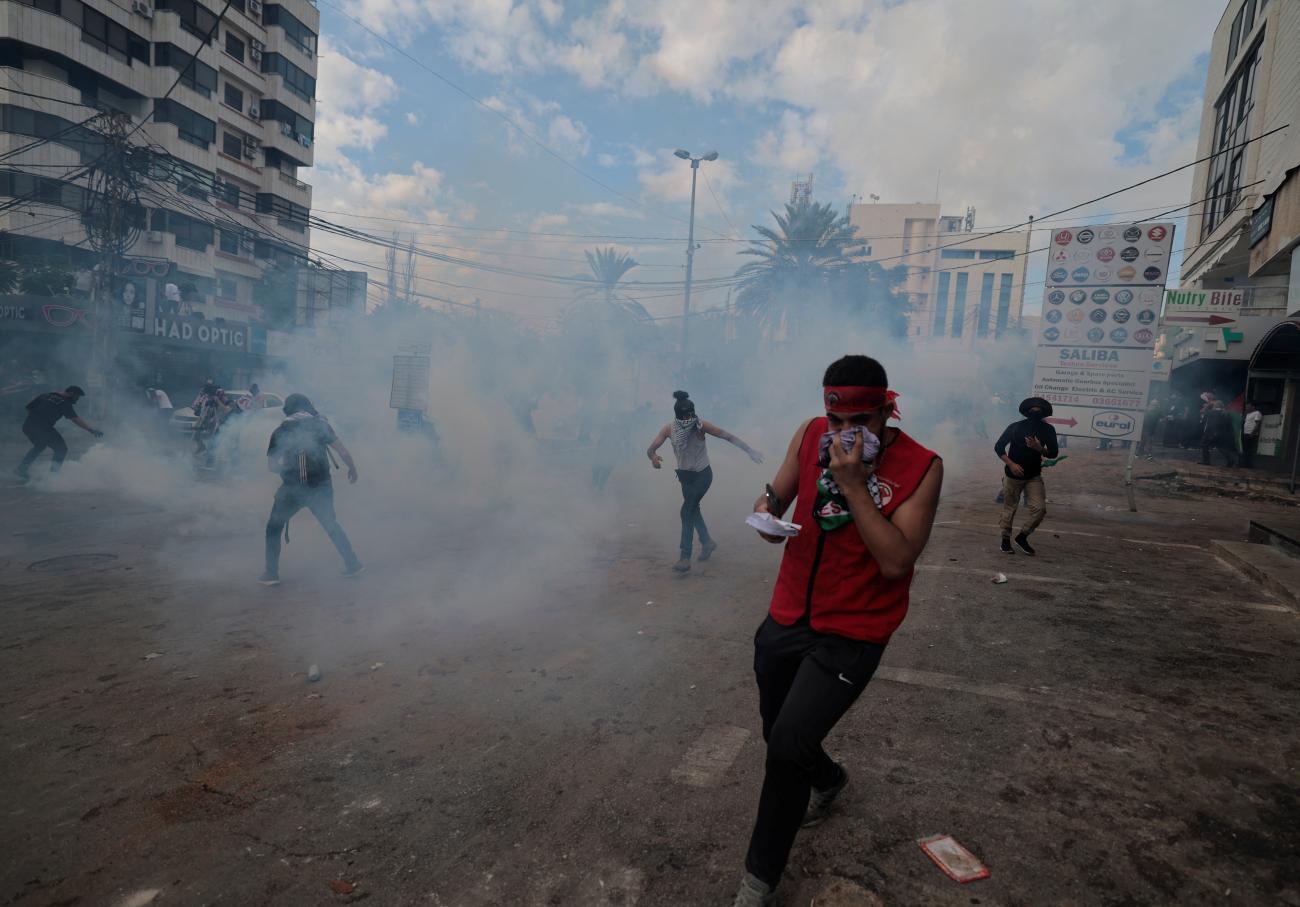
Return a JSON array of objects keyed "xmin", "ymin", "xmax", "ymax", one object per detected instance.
[
  {"xmin": 330, "ymin": 439, "xmax": 358, "ymax": 483},
  {"xmin": 838, "ymin": 457, "xmax": 943, "ymax": 580}
]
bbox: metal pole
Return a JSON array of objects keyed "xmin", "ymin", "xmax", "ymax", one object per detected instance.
[
  {"xmin": 1125, "ymin": 442, "xmax": 1138, "ymax": 512},
  {"xmin": 679, "ymin": 160, "xmax": 699, "ymax": 384}
]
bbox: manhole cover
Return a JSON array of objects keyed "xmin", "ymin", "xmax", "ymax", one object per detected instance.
[{"xmin": 28, "ymin": 553, "xmax": 119, "ymax": 572}]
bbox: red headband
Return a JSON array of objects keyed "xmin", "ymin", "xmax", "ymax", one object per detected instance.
[{"xmin": 823, "ymin": 386, "xmax": 901, "ymax": 418}]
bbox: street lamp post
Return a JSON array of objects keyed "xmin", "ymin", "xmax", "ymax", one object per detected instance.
[{"xmin": 674, "ymin": 148, "xmax": 717, "ymax": 384}]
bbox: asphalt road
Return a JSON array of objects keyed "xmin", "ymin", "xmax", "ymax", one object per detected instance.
[{"xmin": 1, "ymin": 440, "xmax": 1297, "ymax": 907}]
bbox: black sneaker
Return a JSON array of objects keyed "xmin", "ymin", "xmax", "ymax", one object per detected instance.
[
  {"xmin": 257, "ymin": 572, "xmax": 280, "ymax": 586},
  {"xmin": 698, "ymin": 540, "xmax": 718, "ymax": 562},
  {"xmin": 1014, "ymin": 533, "xmax": 1036, "ymax": 556},
  {"xmin": 1000, "ymin": 537, "xmax": 1014, "ymax": 554},
  {"xmin": 802, "ymin": 764, "xmax": 849, "ymax": 827},
  {"xmin": 672, "ymin": 558, "xmax": 691, "ymax": 573}
]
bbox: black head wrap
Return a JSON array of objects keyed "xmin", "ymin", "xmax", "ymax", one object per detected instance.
[{"xmin": 1019, "ymin": 396, "xmax": 1053, "ymax": 419}]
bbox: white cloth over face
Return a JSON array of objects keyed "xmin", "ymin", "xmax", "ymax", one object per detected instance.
[{"xmin": 670, "ymin": 417, "xmax": 709, "ymax": 472}]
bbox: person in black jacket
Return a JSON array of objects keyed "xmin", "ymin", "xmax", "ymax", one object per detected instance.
[
  {"xmin": 993, "ymin": 397, "xmax": 1059, "ymax": 555},
  {"xmin": 259, "ymin": 393, "xmax": 362, "ymax": 586},
  {"xmin": 14, "ymin": 385, "xmax": 102, "ymax": 480}
]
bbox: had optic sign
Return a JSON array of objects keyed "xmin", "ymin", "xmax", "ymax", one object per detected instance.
[{"xmin": 152, "ymin": 315, "xmax": 248, "ymax": 350}]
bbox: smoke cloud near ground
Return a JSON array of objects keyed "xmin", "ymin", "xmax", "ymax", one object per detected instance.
[{"xmin": 16, "ymin": 278, "xmax": 1032, "ymax": 679}]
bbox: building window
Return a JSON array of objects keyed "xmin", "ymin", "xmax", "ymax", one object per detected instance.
[
  {"xmin": 976, "ymin": 273, "xmax": 994, "ymax": 338},
  {"xmin": 154, "ymin": 44, "xmax": 217, "ymax": 97},
  {"xmin": 951, "ymin": 273, "xmax": 968, "ymax": 337},
  {"xmin": 219, "ymin": 230, "xmax": 242, "ymax": 255},
  {"xmin": 217, "ymin": 276, "xmax": 239, "ymax": 299},
  {"xmin": 939, "ymin": 249, "xmax": 977, "ymax": 260},
  {"xmin": 153, "ymin": 209, "xmax": 213, "ymax": 251},
  {"xmin": 979, "ymin": 250, "xmax": 1016, "ymax": 260},
  {"xmin": 222, "ymin": 131, "xmax": 244, "ymax": 158},
  {"xmin": 1202, "ymin": 38, "xmax": 1261, "ymax": 239},
  {"xmin": 996, "ymin": 273, "xmax": 1013, "ymax": 334},
  {"xmin": 153, "ymin": 98, "xmax": 215, "ymax": 148},
  {"xmin": 224, "ymin": 83, "xmax": 244, "ymax": 112},
  {"xmin": 933, "ymin": 271, "xmax": 950, "ymax": 336},
  {"xmin": 260, "ymin": 53, "xmax": 316, "ymax": 101},
  {"xmin": 1227, "ymin": 6, "xmax": 1243, "ymax": 69},
  {"xmin": 263, "ymin": 4, "xmax": 318, "ymax": 56},
  {"xmin": 226, "ymin": 32, "xmax": 245, "ymax": 62},
  {"xmin": 81, "ymin": 7, "xmax": 150, "ymax": 65},
  {"xmin": 19, "ymin": 0, "xmax": 61, "ymax": 14},
  {"xmin": 259, "ymin": 100, "xmax": 313, "ymax": 141},
  {"xmin": 155, "ymin": 0, "xmax": 218, "ymax": 43}
]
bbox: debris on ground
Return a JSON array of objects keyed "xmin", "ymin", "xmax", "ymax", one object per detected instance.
[
  {"xmin": 307, "ymin": 664, "xmax": 321, "ymax": 683},
  {"xmin": 370, "ymin": 662, "xmax": 385, "ymax": 671},
  {"xmin": 992, "ymin": 573, "xmax": 1008, "ymax": 584},
  {"xmin": 918, "ymin": 834, "xmax": 990, "ymax": 883},
  {"xmin": 142, "ymin": 652, "xmax": 164, "ymax": 661},
  {"xmin": 327, "ymin": 878, "xmax": 357, "ymax": 895},
  {"xmin": 116, "ymin": 890, "xmax": 162, "ymax": 907}
]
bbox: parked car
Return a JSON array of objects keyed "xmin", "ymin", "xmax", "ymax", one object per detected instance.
[{"xmin": 169, "ymin": 390, "xmax": 285, "ymax": 433}]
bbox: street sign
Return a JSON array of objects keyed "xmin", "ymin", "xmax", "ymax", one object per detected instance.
[
  {"xmin": 1031, "ymin": 222, "xmax": 1174, "ymax": 440},
  {"xmin": 390, "ymin": 354, "xmax": 431, "ymax": 411}
]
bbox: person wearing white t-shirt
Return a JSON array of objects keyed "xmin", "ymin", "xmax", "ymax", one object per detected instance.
[{"xmin": 1242, "ymin": 402, "xmax": 1263, "ymax": 468}]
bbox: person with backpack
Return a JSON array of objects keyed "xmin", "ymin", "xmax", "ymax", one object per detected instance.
[
  {"xmin": 259, "ymin": 393, "xmax": 363, "ymax": 586},
  {"xmin": 14, "ymin": 385, "xmax": 103, "ymax": 480}
]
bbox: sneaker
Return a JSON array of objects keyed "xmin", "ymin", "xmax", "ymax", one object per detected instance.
[
  {"xmin": 342, "ymin": 564, "xmax": 366, "ymax": 578},
  {"xmin": 672, "ymin": 558, "xmax": 691, "ymax": 573},
  {"xmin": 1014, "ymin": 532, "xmax": 1036, "ymax": 556},
  {"xmin": 698, "ymin": 540, "xmax": 718, "ymax": 562},
  {"xmin": 732, "ymin": 872, "xmax": 775, "ymax": 907},
  {"xmin": 257, "ymin": 572, "xmax": 280, "ymax": 586},
  {"xmin": 1000, "ymin": 537, "xmax": 1014, "ymax": 554},
  {"xmin": 802, "ymin": 764, "xmax": 849, "ymax": 828}
]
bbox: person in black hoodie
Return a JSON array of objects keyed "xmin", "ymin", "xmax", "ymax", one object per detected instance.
[{"xmin": 993, "ymin": 397, "xmax": 1059, "ymax": 555}]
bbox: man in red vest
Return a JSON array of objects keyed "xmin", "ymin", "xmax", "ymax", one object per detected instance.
[{"xmin": 733, "ymin": 355, "xmax": 943, "ymax": 907}]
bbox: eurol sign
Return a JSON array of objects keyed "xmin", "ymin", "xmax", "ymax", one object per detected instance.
[
  {"xmin": 151, "ymin": 315, "xmax": 248, "ymax": 351},
  {"xmin": 1092, "ymin": 410, "xmax": 1136, "ymax": 438}
]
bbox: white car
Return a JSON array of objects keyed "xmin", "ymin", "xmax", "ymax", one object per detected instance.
[{"xmin": 169, "ymin": 390, "xmax": 285, "ymax": 433}]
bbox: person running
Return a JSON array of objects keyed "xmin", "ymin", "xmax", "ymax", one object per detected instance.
[
  {"xmin": 733, "ymin": 355, "xmax": 941, "ymax": 906},
  {"xmin": 260, "ymin": 393, "xmax": 363, "ymax": 586},
  {"xmin": 993, "ymin": 397, "xmax": 1059, "ymax": 556},
  {"xmin": 14, "ymin": 385, "xmax": 102, "ymax": 480},
  {"xmin": 646, "ymin": 390, "xmax": 763, "ymax": 573},
  {"xmin": 192, "ymin": 381, "xmax": 231, "ymax": 467},
  {"xmin": 1200, "ymin": 401, "xmax": 1238, "ymax": 467}
]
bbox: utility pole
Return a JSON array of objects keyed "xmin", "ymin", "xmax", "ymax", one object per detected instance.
[
  {"xmin": 673, "ymin": 148, "xmax": 718, "ymax": 384},
  {"xmin": 82, "ymin": 111, "xmax": 143, "ymax": 421}
]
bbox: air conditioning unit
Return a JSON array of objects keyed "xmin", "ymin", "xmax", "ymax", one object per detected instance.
[
  {"xmin": 248, "ymin": 104, "xmax": 260, "ymax": 119},
  {"xmin": 249, "ymin": 48, "xmax": 262, "ymax": 64},
  {"xmin": 249, "ymin": 0, "xmax": 262, "ymax": 15},
  {"xmin": 298, "ymin": 134, "xmax": 310, "ymax": 148},
  {"xmin": 146, "ymin": 230, "xmax": 164, "ymax": 243},
  {"xmin": 131, "ymin": 0, "xmax": 153, "ymax": 17},
  {"xmin": 251, "ymin": 38, "xmax": 265, "ymax": 52}
]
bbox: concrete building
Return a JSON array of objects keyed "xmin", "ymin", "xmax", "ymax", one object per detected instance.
[
  {"xmin": 1175, "ymin": 0, "xmax": 1300, "ymax": 466},
  {"xmin": 848, "ymin": 202, "xmax": 1030, "ymax": 345},
  {"xmin": 0, "ymin": 0, "xmax": 359, "ymax": 397}
]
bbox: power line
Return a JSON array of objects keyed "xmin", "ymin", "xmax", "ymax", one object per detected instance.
[{"xmin": 701, "ymin": 169, "xmax": 740, "ymax": 238}]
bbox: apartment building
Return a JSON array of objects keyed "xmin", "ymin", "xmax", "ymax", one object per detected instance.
[
  {"xmin": 0, "ymin": 0, "xmax": 354, "ymax": 394},
  {"xmin": 847, "ymin": 202, "xmax": 1030, "ymax": 346},
  {"xmin": 1174, "ymin": 0, "xmax": 1300, "ymax": 466}
]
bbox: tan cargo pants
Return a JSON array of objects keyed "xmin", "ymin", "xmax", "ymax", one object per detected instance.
[{"xmin": 999, "ymin": 475, "xmax": 1046, "ymax": 537}]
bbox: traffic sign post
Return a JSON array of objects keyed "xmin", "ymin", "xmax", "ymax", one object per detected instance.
[{"xmin": 1030, "ymin": 222, "xmax": 1175, "ymax": 511}]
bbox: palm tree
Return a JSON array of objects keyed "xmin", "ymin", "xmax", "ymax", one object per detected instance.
[
  {"xmin": 574, "ymin": 246, "xmax": 651, "ymax": 321},
  {"xmin": 734, "ymin": 201, "xmax": 865, "ymax": 333}
]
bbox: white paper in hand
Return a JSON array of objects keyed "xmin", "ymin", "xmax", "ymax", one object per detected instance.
[{"xmin": 746, "ymin": 512, "xmax": 801, "ymax": 538}]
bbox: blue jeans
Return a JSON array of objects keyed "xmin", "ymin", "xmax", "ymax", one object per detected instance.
[
  {"xmin": 264, "ymin": 483, "xmax": 360, "ymax": 575},
  {"xmin": 676, "ymin": 466, "xmax": 713, "ymax": 557}
]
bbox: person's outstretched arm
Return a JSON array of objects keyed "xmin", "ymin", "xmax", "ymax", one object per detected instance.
[
  {"xmin": 751, "ymin": 419, "xmax": 811, "ymax": 542},
  {"xmin": 702, "ymin": 420, "xmax": 763, "ymax": 463},
  {"xmin": 646, "ymin": 424, "xmax": 671, "ymax": 469},
  {"xmin": 70, "ymin": 415, "xmax": 102, "ymax": 437}
]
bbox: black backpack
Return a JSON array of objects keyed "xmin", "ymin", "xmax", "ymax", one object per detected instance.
[{"xmin": 276, "ymin": 417, "xmax": 333, "ymax": 486}]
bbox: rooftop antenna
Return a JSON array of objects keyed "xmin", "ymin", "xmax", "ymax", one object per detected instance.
[{"xmin": 790, "ymin": 173, "xmax": 814, "ymax": 206}]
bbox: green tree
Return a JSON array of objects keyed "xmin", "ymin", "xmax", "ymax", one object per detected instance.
[
  {"xmin": 574, "ymin": 247, "xmax": 650, "ymax": 320},
  {"xmin": 734, "ymin": 200, "xmax": 910, "ymax": 339}
]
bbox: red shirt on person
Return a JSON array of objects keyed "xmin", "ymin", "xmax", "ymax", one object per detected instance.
[{"xmin": 768, "ymin": 417, "xmax": 939, "ymax": 644}]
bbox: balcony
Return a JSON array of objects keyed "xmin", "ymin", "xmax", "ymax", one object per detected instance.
[{"xmin": 260, "ymin": 118, "xmax": 313, "ymax": 166}]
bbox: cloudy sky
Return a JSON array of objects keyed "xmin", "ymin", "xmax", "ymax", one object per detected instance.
[{"xmin": 307, "ymin": 0, "xmax": 1227, "ymax": 322}]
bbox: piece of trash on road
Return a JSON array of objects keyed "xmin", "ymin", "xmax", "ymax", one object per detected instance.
[
  {"xmin": 645, "ymin": 601, "xmax": 654, "ymax": 605},
  {"xmin": 142, "ymin": 652, "xmax": 164, "ymax": 661},
  {"xmin": 918, "ymin": 834, "xmax": 989, "ymax": 883},
  {"xmin": 328, "ymin": 878, "xmax": 357, "ymax": 895},
  {"xmin": 370, "ymin": 662, "xmax": 385, "ymax": 671},
  {"xmin": 992, "ymin": 573, "xmax": 1008, "ymax": 584},
  {"xmin": 307, "ymin": 664, "xmax": 321, "ymax": 683}
]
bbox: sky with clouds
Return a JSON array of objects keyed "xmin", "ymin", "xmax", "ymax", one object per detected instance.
[{"xmin": 307, "ymin": 0, "xmax": 1227, "ymax": 322}]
